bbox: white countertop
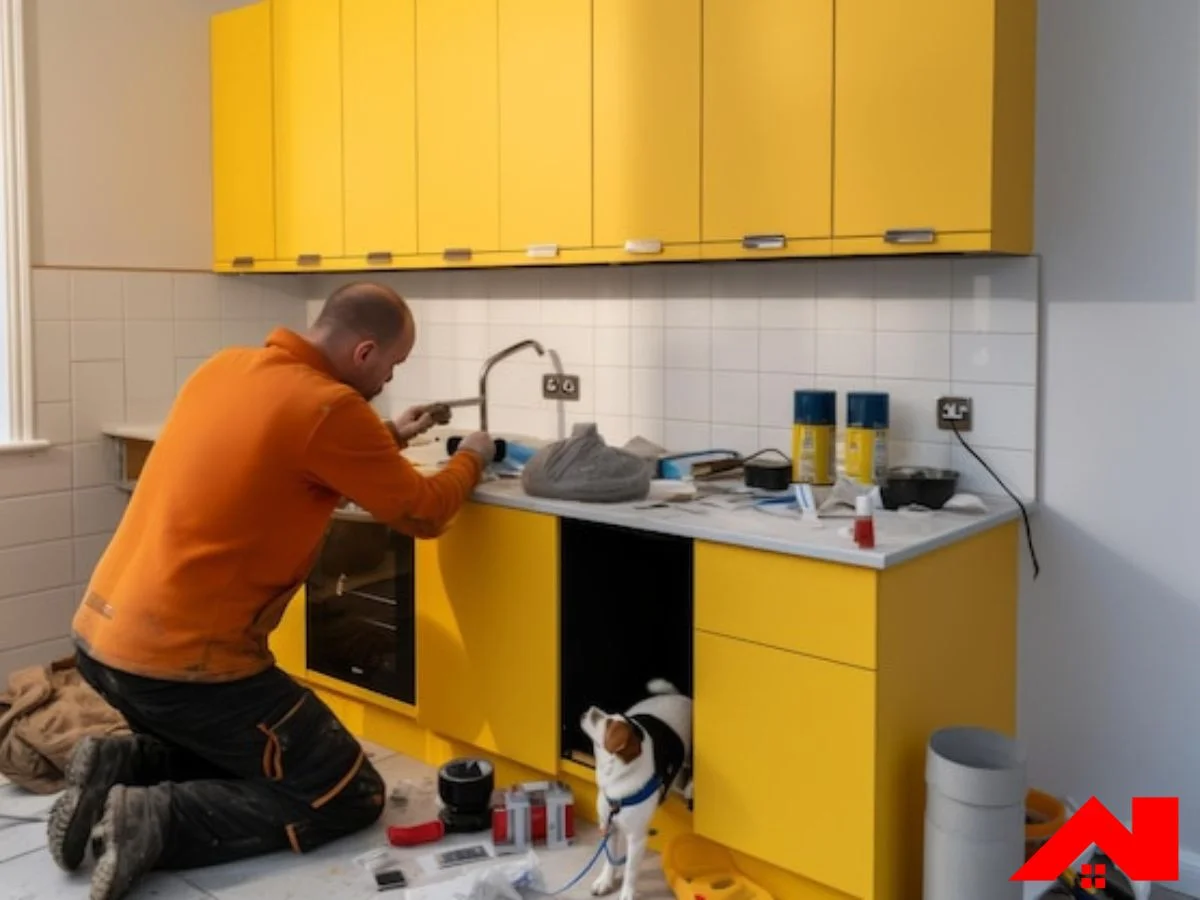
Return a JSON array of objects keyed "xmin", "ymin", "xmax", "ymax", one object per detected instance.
[
  {"xmin": 464, "ymin": 477, "xmax": 1020, "ymax": 569},
  {"xmin": 104, "ymin": 421, "xmax": 1023, "ymax": 570}
]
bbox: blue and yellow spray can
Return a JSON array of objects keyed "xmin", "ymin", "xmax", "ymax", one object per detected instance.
[
  {"xmin": 844, "ymin": 391, "xmax": 890, "ymax": 484},
  {"xmin": 791, "ymin": 390, "xmax": 837, "ymax": 485}
]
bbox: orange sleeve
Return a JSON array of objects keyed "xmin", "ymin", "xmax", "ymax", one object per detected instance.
[{"xmin": 304, "ymin": 394, "xmax": 484, "ymax": 538}]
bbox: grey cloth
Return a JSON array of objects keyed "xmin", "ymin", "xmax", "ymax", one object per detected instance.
[{"xmin": 521, "ymin": 423, "xmax": 652, "ymax": 503}]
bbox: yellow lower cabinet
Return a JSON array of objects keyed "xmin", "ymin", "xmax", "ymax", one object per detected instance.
[
  {"xmin": 694, "ymin": 630, "xmax": 875, "ymax": 899},
  {"xmin": 269, "ymin": 586, "xmax": 307, "ymax": 677},
  {"xmin": 415, "ymin": 506, "xmax": 559, "ymax": 773}
]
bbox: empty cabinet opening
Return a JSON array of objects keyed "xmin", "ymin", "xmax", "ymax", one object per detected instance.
[{"xmin": 558, "ymin": 518, "xmax": 693, "ymax": 766}]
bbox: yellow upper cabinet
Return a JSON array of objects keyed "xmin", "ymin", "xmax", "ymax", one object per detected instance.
[
  {"xmin": 342, "ymin": 0, "xmax": 418, "ymax": 264},
  {"xmin": 210, "ymin": 2, "xmax": 274, "ymax": 269},
  {"xmin": 833, "ymin": 0, "xmax": 1036, "ymax": 254},
  {"xmin": 593, "ymin": 0, "xmax": 701, "ymax": 254},
  {"xmin": 497, "ymin": 0, "xmax": 591, "ymax": 255},
  {"xmin": 416, "ymin": 0, "xmax": 499, "ymax": 258},
  {"xmin": 701, "ymin": 0, "xmax": 833, "ymax": 255},
  {"xmin": 273, "ymin": 0, "xmax": 344, "ymax": 265}
]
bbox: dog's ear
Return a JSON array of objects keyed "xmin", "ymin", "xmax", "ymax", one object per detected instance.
[
  {"xmin": 581, "ymin": 706, "xmax": 606, "ymax": 740},
  {"xmin": 603, "ymin": 718, "xmax": 643, "ymax": 763}
]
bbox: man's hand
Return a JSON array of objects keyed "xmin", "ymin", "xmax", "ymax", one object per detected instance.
[
  {"xmin": 390, "ymin": 404, "xmax": 451, "ymax": 444},
  {"xmin": 457, "ymin": 431, "xmax": 496, "ymax": 464}
]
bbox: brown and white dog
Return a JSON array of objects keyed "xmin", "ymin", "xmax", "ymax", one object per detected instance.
[{"xmin": 580, "ymin": 679, "xmax": 692, "ymax": 900}]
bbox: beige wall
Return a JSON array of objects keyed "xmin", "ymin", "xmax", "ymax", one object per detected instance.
[{"xmin": 25, "ymin": 0, "xmax": 248, "ymax": 269}]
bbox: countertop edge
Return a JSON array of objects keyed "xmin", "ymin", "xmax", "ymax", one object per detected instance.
[{"xmin": 464, "ymin": 484, "xmax": 1024, "ymax": 570}]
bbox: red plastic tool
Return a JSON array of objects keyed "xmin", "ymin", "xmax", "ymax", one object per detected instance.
[{"xmin": 387, "ymin": 820, "xmax": 445, "ymax": 847}]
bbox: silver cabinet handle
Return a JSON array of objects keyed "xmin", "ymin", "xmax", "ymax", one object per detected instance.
[
  {"xmin": 742, "ymin": 234, "xmax": 786, "ymax": 250},
  {"xmin": 297, "ymin": 253, "xmax": 322, "ymax": 266},
  {"xmin": 883, "ymin": 228, "xmax": 936, "ymax": 245},
  {"xmin": 526, "ymin": 243, "xmax": 559, "ymax": 259},
  {"xmin": 367, "ymin": 251, "xmax": 393, "ymax": 264},
  {"xmin": 624, "ymin": 238, "xmax": 663, "ymax": 255},
  {"xmin": 443, "ymin": 247, "xmax": 472, "ymax": 262},
  {"xmin": 231, "ymin": 256, "xmax": 254, "ymax": 268}
]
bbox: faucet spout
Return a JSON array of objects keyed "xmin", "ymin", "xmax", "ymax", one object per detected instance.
[{"xmin": 478, "ymin": 339, "xmax": 546, "ymax": 432}]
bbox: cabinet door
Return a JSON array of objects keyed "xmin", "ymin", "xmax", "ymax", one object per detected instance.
[
  {"xmin": 343, "ymin": 0, "xmax": 417, "ymax": 262},
  {"xmin": 694, "ymin": 631, "xmax": 875, "ymax": 898},
  {"xmin": 269, "ymin": 587, "xmax": 307, "ymax": 676},
  {"xmin": 702, "ymin": 0, "xmax": 832, "ymax": 246},
  {"xmin": 210, "ymin": 2, "xmax": 274, "ymax": 268},
  {"xmin": 273, "ymin": 0, "xmax": 344, "ymax": 264},
  {"xmin": 593, "ymin": 0, "xmax": 701, "ymax": 251},
  {"xmin": 498, "ymin": 0, "xmax": 591, "ymax": 253},
  {"xmin": 416, "ymin": 506, "xmax": 558, "ymax": 773},
  {"xmin": 833, "ymin": 0, "xmax": 995, "ymax": 241},
  {"xmin": 415, "ymin": 0, "xmax": 499, "ymax": 256}
]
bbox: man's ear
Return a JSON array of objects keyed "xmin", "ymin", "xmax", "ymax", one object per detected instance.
[{"xmin": 352, "ymin": 339, "xmax": 377, "ymax": 365}]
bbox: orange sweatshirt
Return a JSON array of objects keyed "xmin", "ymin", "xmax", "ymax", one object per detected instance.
[{"xmin": 72, "ymin": 328, "xmax": 483, "ymax": 683}]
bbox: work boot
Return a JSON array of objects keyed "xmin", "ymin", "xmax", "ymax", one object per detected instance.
[
  {"xmin": 89, "ymin": 785, "xmax": 167, "ymax": 900},
  {"xmin": 47, "ymin": 735, "xmax": 152, "ymax": 871}
]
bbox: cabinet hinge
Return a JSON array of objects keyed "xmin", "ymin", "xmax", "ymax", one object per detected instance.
[
  {"xmin": 366, "ymin": 251, "xmax": 394, "ymax": 265},
  {"xmin": 297, "ymin": 253, "xmax": 323, "ymax": 266},
  {"xmin": 442, "ymin": 247, "xmax": 473, "ymax": 262},
  {"xmin": 231, "ymin": 256, "xmax": 255, "ymax": 268}
]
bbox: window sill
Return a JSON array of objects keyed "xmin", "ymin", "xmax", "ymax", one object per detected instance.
[{"xmin": 0, "ymin": 438, "xmax": 50, "ymax": 456}]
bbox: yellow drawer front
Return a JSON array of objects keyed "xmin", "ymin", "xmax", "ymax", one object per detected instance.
[
  {"xmin": 694, "ymin": 541, "xmax": 876, "ymax": 669},
  {"xmin": 694, "ymin": 632, "xmax": 875, "ymax": 897}
]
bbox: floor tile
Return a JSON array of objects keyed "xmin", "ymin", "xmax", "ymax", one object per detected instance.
[
  {"xmin": 0, "ymin": 783, "xmax": 60, "ymax": 822},
  {"xmin": 0, "ymin": 822, "xmax": 49, "ymax": 865},
  {"xmin": 0, "ymin": 849, "xmax": 213, "ymax": 899}
]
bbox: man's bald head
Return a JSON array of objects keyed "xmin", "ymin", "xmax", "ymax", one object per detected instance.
[{"xmin": 307, "ymin": 281, "xmax": 417, "ymax": 401}]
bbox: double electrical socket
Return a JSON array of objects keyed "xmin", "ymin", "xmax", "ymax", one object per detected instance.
[
  {"xmin": 937, "ymin": 396, "xmax": 973, "ymax": 431},
  {"xmin": 542, "ymin": 373, "xmax": 581, "ymax": 400}
]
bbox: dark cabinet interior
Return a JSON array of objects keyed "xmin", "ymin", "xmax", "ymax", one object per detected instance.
[
  {"xmin": 558, "ymin": 518, "xmax": 694, "ymax": 765},
  {"xmin": 306, "ymin": 516, "xmax": 416, "ymax": 705}
]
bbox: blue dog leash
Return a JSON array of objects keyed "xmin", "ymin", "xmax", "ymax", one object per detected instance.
[{"xmin": 524, "ymin": 775, "xmax": 662, "ymax": 896}]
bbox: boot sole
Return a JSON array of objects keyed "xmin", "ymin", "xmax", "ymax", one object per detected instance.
[
  {"xmin": 90, "ymin": 788, "xmax": 121, "ymax": 900},
  {"xmin": 46, "ymin": 736, "xmax": 102, "ymax": 872},
  {"xmin": 90, "ymin": 787, "xmax": 144, "ymax": 900}
]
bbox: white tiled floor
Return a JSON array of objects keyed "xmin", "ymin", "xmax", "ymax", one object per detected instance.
[{"xmin": 0, "ymin": 742, "xmax": 671, "ymax": 900}]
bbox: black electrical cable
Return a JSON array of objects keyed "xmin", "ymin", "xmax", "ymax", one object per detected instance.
[{"xmin": 949, "ymin": 421, "xmax": 1040, "ymax": 579}]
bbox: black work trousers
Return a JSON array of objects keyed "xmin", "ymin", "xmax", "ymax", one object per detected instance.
[{"xmin": 74, "ymin": 648, "xmax": 385, "ymax": 870}]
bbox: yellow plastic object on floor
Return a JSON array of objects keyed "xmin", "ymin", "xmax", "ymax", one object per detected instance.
[{"xmin": 661, "ymin": 833, "xmax": 774, "ymax": 900}]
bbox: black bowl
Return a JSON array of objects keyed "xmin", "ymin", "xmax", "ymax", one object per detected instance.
[{"xmin": 880, "ymin": 467, "xmax": 960, "ymax": 510}]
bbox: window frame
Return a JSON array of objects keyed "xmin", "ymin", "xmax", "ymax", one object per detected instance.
[{"xmin": 0, "ymin": 0, "xmax": 43, "ymax": 453}]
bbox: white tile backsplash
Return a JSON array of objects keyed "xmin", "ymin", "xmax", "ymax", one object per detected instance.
[{"xmin": 356, "ymin": 257, "xmax": 1040, "ymax": 500}]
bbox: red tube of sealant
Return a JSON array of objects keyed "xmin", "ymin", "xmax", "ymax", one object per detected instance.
[
  {"xmin": 387, "ymin": 820, "xmax": 445, "ymax": 847},
  {"xmin": 853, "ymin": 495, "xmax": 875, "ymax": 549}
]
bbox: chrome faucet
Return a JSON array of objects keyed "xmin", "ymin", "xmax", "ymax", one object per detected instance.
[
  {"xmin": 478, "ymin": 339, "xmax": 545, "ymax": 431},
  {"xmin": 436, "ymin": 339, "xmax": 546, "ymax": 433}
]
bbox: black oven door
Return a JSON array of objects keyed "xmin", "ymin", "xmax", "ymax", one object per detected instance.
[{"xmin": 305, "ymin": 514, "xmax": 415, "ymax": 704}]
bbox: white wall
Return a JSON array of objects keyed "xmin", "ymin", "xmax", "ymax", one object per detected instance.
[{"xmin": 1024, "ymin": 0, "xmax": 1200, "ymax": 884}]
